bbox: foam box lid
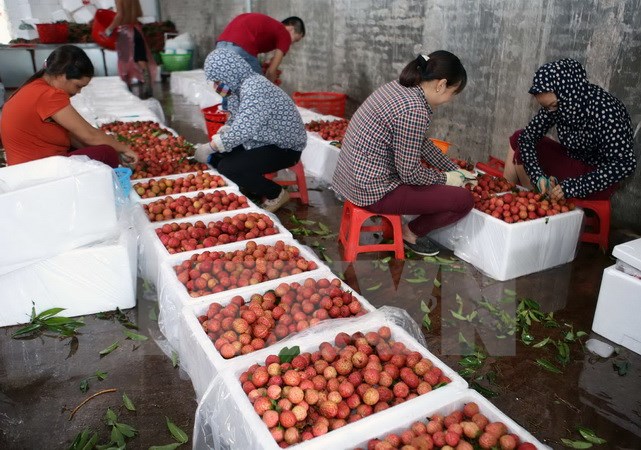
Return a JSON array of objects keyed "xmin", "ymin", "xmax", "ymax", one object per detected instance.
[{"xmin": 613, "ymin": 237, "xmax": 641, "ymax": 271}]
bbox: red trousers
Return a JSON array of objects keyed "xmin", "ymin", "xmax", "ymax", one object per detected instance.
[
  {"xmin": 69, "ymin": 145, "xmax": 120, "ymax": 168},
  {"xmin": 365, "ymin": 184, "xmax": 474, "ymax": 236}
]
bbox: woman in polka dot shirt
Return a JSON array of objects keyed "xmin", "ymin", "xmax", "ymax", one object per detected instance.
[{"xmin": 503, "ymin": 58, "xmax": 636, "ymax": 200}]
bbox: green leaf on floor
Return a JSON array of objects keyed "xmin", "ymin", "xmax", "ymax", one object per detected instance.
[
  {"xmin": 561, "ymin": 438, "xmax": 593, "ymax": 448},
  {"xmin": 99, "ymin": 342, "xmax": 119, "ymax": 357},
  {"xmin": 612, "ymin": 360, "xmax": 629, "ymax": 376},
  {"xmin": 68, "ymin": 429, "xmax": 99, "ymax": 450},
  {"xmin": 577, "ymin": 427, "xmax": 607, "ymax": 445},
  {"xmin": 533, "ymin": 337, "xmax": 551, "ymax": 348},
  {"xmin": 536, "ymin": 358, "xmax": 563, "ymax": 373},
  {"xmin": 171, "ymin": 351, "xmax": 179, "ymax": 368},
  {"xmin": 12, "ymin": 303, "xmax": 85, "ymax": 339},
  {"xmin": 166, "ymin": 417, "xmax": 189, "ymax": 443},
  {"xmin": 122, "ymin": 393, "xmax": 136, "ymax": 411},
  {"xmin": 366, "ymin": 282, "xmax": 382, "ymax": 291},
  {"xmin": 124, "ymin": 330, "xmax": 148, "ymax": 341},
  {"xmin": 405, "ymin": 277, "xmax": 429, "ymax": 283},
  {"xmin": 149, "ymin": 444, "xmax": 183, "ymax": 450}
]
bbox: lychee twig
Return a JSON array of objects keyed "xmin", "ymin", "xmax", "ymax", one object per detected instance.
[{"xmin": 68, "ymin": 388, "xmax": 117, "ymax": 420}]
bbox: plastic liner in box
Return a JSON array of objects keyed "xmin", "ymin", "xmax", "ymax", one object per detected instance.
[
  {"xmin": 0, "ymin": 214, "xmax": 137, "ymax": 327},
  {"xmin": 349, "ymin": 389, "xmax": 550, "ymax": 449},
  {"xmin": 0, "ymin": 156, "xmax": 119, "ymax": 276},
  {"xmin": 156, "ymin": 235, "xmax": 331, "ymax": 350},
  {"xmin": 137, "ymin": 207, "xmax": 292, "ymax": 286},
  {"xmin": 429, "ymin": 208, "xmax": 584, "ymax": 281},
  {"xmin": 129, "ymin": 169, "xmax": 239, "ymax": 202},
  {"xmin": 613, "ymin": 237, "xmax": 641, "ymax": 278},
  {"xmin": 178, "ymin": 269, "xmax": 377, "ymax": 400},
  {"xmin": 192, "ymin": 307, "xmax": 466, "ymax": 450}
]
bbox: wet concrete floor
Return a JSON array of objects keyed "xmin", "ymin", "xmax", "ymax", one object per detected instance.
[{"xmin": 1, "ymin": 80, "xmax": 640, "ymax": 449}]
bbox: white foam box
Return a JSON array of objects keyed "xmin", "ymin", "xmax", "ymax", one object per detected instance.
[
  {"xmin": 61, "ymin": 0, "xmax": 83, "ymax": 12},
  {"xmin": 429, "ymin": 208, "xmax": 584, "ymax": 281},
  {"xmin": 0, "ymin": 222, "xmax": 137, "ymax": 327},
  {"xmin": 179, "ymin": 269, "xmax": 377, "ymax": 400},
  {"xmin": 592, "ymin": 265, "xmax": 641, "ymax": 355},
  {"xmin": 138, "ymin": 207, "xmax": 291, "ymax": 286},
  {"xmin": 72, "ymin": 4, "xmax": 96, "ymax": 24},
  {"xmin": 196, "ymin": 313, "xmax": 468, "ymax": 450},
  {"xmin": 0, "ymin": 156, "xmax": 118, "ymax": 275},
  {"xmin": 129, "ymin": 169, "xmax": 239, "ymax": 203},
  {"xmin": 349, "ymin": 389, "xmax": 549, "ymax": 449},
  {"xmin": 156, "ymin": 235, "xmax": 330, "ymax": 348}
]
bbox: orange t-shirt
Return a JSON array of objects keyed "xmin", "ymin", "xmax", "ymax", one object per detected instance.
[{"xmin": 1, "ymin": 78, "xmax": 71, "ymax": 165}]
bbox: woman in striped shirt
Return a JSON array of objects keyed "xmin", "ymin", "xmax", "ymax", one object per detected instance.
[{"xmin": 332, "ymin": 51, "xmax": 475, "ymax": 256}]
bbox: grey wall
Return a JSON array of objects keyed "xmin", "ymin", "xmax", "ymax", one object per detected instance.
[{"xmin": 159, "ymin": 0, "xmax": 641, "ymax": 231}]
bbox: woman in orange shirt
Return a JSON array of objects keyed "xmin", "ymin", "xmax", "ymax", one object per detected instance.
[{"xmin": 1, "ymin": 45, "xmax": 138, "ymax": 167}]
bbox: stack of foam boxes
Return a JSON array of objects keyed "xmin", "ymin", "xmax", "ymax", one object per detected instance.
[
  {"xmin": 592, "ymin": 238, "xmax": 641, "ymax": 355},
  {"xmin": 0, "ymin": 156, "xmax": 137, "ymax": 327}
]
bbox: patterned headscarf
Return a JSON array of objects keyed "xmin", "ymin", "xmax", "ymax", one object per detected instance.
[
  {"xmin": 204, "ymin": 49, "xmax": 256, "ymax": 94},
  {"xmin": 528, "ymin": 58, "xmax": 589, "ymax": 126}
]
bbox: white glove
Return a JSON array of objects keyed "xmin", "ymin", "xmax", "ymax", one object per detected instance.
[
  {"xmin": 218, "ymin": 125, "xmax": 231, "ymax": 134},
  {"xmin": 445, "ymin": 169, "xmax": 477, "ymax": 187},
  {"xmin": 457, "ymin": 168, "xmax": 478, "ymax": 187},
  {"xmin": 194, "ymin": 142, "xmax": 214, "ymax": 163}
]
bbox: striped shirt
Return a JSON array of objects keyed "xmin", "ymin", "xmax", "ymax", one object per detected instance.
[{"xmin": 332, "ymin": 80, "xmax": 457, "ymax": 206}]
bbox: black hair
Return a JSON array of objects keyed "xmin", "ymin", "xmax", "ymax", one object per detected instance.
[
  {"xmin": 20, "ymin": 44, "xmax": 94, "ymax": 89},
  {"xmin": 282, "ymin": 17, "xmax": 305, "ymax": 37},
  {"xmin": 399, "ymin": 50, "xmax": 467, "ymax": 93}
]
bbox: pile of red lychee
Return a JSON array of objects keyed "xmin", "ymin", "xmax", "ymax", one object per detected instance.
[
  {"xmin": 241, "ymin": 326, "xmax": 451, "ymax": 447},
  {"xmin": 198, "ymin": 277, "xmax": 366, "ymax": 359},
  {"xmin": 143, "ymin": 190, "xmax": 249, "ymax": 222},
  {"xmin": 174, "ymin": 240, "xmax": 319, "ymax": 297},
  {"xmin": 156, "ymin": 212, "xmax": 279, "ymax": 253},
  {"xmin": 472, "ymin": 191, "xmax": 575, "ymax": 223},
  {"xmin": 133, "ymin": 171, "xmax": 227, "ymax": 198}
]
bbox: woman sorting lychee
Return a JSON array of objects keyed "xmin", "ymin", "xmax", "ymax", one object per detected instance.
[{"xmin": 502, "ymin": 58, "xmax": 636, "ymax": 201}]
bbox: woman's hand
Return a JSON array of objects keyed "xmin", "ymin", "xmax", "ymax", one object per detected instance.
[
  {"xmin": 550, "ymin": 184, "xmax": 565, "ymax": 201},
  {"xmin": 119, "ymin": 146, "xmax": 138, "ymax": 166}
]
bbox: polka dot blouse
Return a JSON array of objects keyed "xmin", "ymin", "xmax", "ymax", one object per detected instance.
[{"xmin": 517, "ymin": 58, "xmax": 636, "ymax": 199}]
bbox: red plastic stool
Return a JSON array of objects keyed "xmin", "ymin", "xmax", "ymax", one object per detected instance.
[
  {"xmin": 475, "ymin": 155, "xmax": 505, "ymax": 177},
  {"xmin": 338, "ymin": 200, "xmax": 405, "ymax": 262},
  {"xmin": 571, "ymin": 198, "xmax": 611, "ymax": 250},
  {"xmin": 265, "ymin": 161, "xmax": 309, "ymax": 204}
]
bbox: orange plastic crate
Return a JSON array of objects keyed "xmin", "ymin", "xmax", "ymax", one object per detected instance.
[{"xmin": 292, "ymin": 91, "xmax": 347, "ymax": 118}]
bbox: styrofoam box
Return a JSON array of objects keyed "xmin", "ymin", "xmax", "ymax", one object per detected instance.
[
  {"xmin": 429, "ymin": 208, "xmax": 584, "ymax": 281},
  {"xmin": 129, "ymin": 169, "xmax": 239, "ymax": 203},
  {"xmin": 349, "ymin": 389, "xmax": 549, "ymax": 449},
  {"xmin": 592, "ymin": 265, "xmax": 641, "ymax": 355},
  {"xmin": 72, "ymin": 4, "xmax": 96, "ymax": 24},
  {"xmin": 613, "ymin": 237, "xmax": 641, "ymax": 271},
  {"xmin": 0, "ymin": 156, "xmax": 118, "ymax": 275},
  {"xmin": 0, "ymin": 222, "xmax": 137, "ymax": 328},
  {"xmin": 61, "ymin": 0, "xmax": 83, "ymax": 12},
  {"xmin": 138, "ymin": 207, "xmax": 291, "ymax": 285},
  {"xmin": 156, "ymin": 235, "xmax": 329, "ymax": 348},
  {"xmin": 179, "ymin": 269, "xmax": 377, "ymax": 400},
  {"xmin": 197, "ymin": 314, "xmax": 467, "ymax": 450}
]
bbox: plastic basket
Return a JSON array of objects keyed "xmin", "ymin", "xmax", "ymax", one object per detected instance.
[
  {"xmin": 292, "ymin": 91, "xmax": 347, "ymax": 118},
  {"xmin": 160, "ymin": 52, "xmax": 192, "ymax": 72},
  {"xmin": 91, "ymin": 9, "xmax": 117, "ymax": 50},
  {"xmin": 114, "ymin": 167, "xmax": 133, "ymax": 197},
  {"xmin": 36, "ymin": 23, "xmax": 69, "ymax": 44},
  {"xmin": 429, "ymin": 138, "xmax": 451, "ymax": 154},
  {"xmin": 201, "ymin": 104, "xmax": 229, "ymax": 139}
]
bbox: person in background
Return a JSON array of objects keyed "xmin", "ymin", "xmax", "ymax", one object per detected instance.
[
  {"xmin": 0, "ymin": 45, "xmax": 138, "ymax": 167},
  {"xmin": 503, "ymin": 58, "xmax": 636, "ymax": 201},
  {"xmin": 216, "ymin": 13, "xmax": 305, "ymax": 83},
  {"xmin": 193, "ymin": 49, "xmax": 307, "ymax": 213},
  {"xmin": 332, "ymin": 51, "xmax": 475, "ymax": 256},
  {"xmin": 104, "ymin": 0, "xmax": 157, "ymax": 98}
]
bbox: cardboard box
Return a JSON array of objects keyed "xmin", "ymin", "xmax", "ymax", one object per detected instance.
[
  {"xmin": 592, "ymin": 265, "xmax": 641, "ymax": 355},
  {"xmin": 0, "ymin": 156, "xmax": 118, "ymax": 275},
  {"xmin": 179, "ymin": 269, "xmax": 376, "ymax": 400},
  {"xmin": 429, "ymin": 208, "xmax": 584, "ymax": 281},
  {"xmin": 0, "ymin": 223, "xmax": 136, "ymax": 328}
]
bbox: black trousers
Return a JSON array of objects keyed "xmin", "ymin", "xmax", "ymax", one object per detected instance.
[{"xmin": 210, "ymin": 144, "xmax": 301, "ymax": 199}]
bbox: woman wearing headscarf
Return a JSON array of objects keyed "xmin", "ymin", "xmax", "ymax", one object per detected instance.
[
  {"xmin": 503, "ymin": 58, "xmax": 636, "ymax": 201},
  {"xmin": 193, "ymin": 49, "xmax": 307, "ymax": 212}
]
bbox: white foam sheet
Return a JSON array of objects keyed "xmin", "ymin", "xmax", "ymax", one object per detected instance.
[
  {"xmin": 178, "ymin": 269, "xmax": 377, "ymax": 400},
  {"xmin": 137, "ymin": 206, "xmax": 292, "ymax": 286},
  {"xmin": 429, "ymin": 208, "xmax": 584, "ymax": 281},
  {"xmin": 349, "ymin": 389, "xmax": 550, "ymax": 449},
  {"xmin": 0, "ymin": 219, "xmax": 137, "ymax": 327},
  {"xmin": 156, "ymin": 235, "xmax": 330, "ymax": 350},
  {"xmin": 0, "ymin": 156, "xmax": 118, "ymax": 275},
  {"xmin": 192, "ymin": 308, "xmax": 467, "ymax": 450}
]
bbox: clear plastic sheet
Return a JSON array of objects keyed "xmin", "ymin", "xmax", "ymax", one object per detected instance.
[
  {"xmin": 429, "ymin": 208, "xmax": 584, "ymax": 281},
  {"xmin": 177, "ymin": 268, "xmax": 377, "ymax": 400},
  {"xmin": 613, "ymin": 237, "xmax": 641, "ymax": 279},
  {"xmin": 0, "ymin": 156, "xmax": 119, "ymax": 276},
  {"xmin": 0, "ymin": 212, "xmax": 137, "ymax": 327},
  {"xmin": 192, "ymin": 307, "xmax": 466, "ymax": 450},
  {"xmin": 155, "ymin": 235, "xmax": 331, "ymax": 351}
]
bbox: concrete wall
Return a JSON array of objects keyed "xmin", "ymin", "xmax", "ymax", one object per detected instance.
[{"xmin": 159, "ymin": 0, "xmax": 641, "ymax": 231}]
